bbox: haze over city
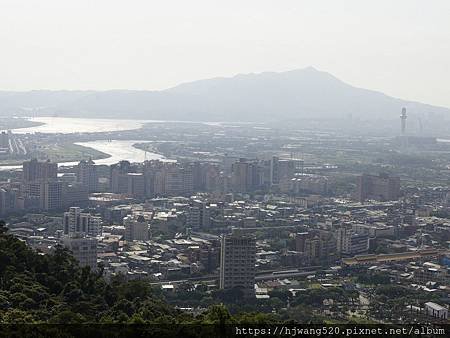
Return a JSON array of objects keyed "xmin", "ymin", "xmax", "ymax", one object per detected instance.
[
  {"xmin": 1, "ymin": 0, "xmax": 450, "ymax": 109},
  {"xmin": 0, "ymin": 1, "xmax": 449, "ymax": 334}
]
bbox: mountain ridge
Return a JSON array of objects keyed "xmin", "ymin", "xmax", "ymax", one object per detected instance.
[{"xmin": 0, "ymin": 67, "xmax": 448, "ymax": 123}]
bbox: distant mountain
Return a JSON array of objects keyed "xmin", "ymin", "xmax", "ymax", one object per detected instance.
[{"xmin": 1, "ymin": 67, "xmax": 449, "ymax": 123}]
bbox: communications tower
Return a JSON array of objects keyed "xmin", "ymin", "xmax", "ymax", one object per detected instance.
[{"xmin": 400, "ymin": 107, "xmax": 407, "ymax": 135}]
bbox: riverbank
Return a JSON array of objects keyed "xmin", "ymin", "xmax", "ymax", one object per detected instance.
[
  {"xmin": 0, "ymin": 142, "xmax": 109, "ymax": 167},
  {"xmin": 0, "ymin": 117, "xmax": 171, "ymax": 170},
  {"xmin": 0, "ymin": 117, "xmax": 45, "ymax": 130},
  {"xmin": 38, "ymin": 142, "xmax": 110, "ymax": 163},
  {"xmin": 132, "ymin": 142, "xmax": 158, "ymax": 153},
  {"xmin": 12, "ymin": 117, "xmax": 147, "ymax": 134},
  {"xmin": 74, "ymin": 140, "xmax": 167, "ymax": 165}
]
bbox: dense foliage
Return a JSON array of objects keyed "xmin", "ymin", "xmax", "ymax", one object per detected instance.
[
  {"xmin": 0, "ymin": 222, "xmax": 177, "ymax": 323},
  {"xmin": 2, "ymin": 221, "xmax": 445, "ymax": 328},
  {"xmin": 0, "ymin": 221, "xmax": 280, "ymax": 325}
]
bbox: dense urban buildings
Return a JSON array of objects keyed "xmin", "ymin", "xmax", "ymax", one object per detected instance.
[
  {"xmin": 1, "ymin": 0, "xmax": 450, "ymax": 330},
  {"xmin": 1, "ymin": 119, "xmax": 450, "ymax": 325}
]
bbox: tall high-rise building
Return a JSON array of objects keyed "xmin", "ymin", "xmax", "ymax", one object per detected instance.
[
  {"xmin": 356, "ymin": 173, "xmax": 400, "ymax": 202},
  {"xmin": 144, "ymin": 161, "xmax": 194, "ymax": 197},
  {"xmin": 204, "ymin": 164, "xmax": 221, "ymax": 192},
  {"xmin": 143, "ymin": 160, "xmax": 167, "ymax": 197},
  {"xmin": 219, "ymin": 229, "xmax": 256, "ymax": 296},
  {"xmin": 0, "ymin": 131, "xmax": 9, "ymax": 151},
  {"xmin": 22, "ymin": 159, "xmax": 57, "ymax": 183},
  {"xmin": 192, "ymin": 161, "xmax": 204, "ymax": 191},
  {"xmin": 41, "ymin": 181, "xmax": 62, "ymax": 210},
  {"xmin": 182, "ymin": 165, "xmax": 194, "ymax": 195},
  {"xmin": 190, "ymin": 162, "xmax": 222, "ymax": 192},
  {"xmin": 77, "ymin": 159, "xmax": 98, "ymax": 193},
  {"xmin": 165, "ymin": 164, "xmax": 187, "ymax": 195},
  {"xmin": 231, "ymin": 160, "xmax": 250, "ymax": 192},
  {"xmin": 110, "ymin": 160, "xmax": 132, "ymax": 194},
  {"xmin": 271, "ymin": 157, "xmax": 295, "ymax": 185},
  {"xmin": 22, "ymin": 159, "xmax": 61, "ymax": 210},
  {"xmin": 23, "ymin": 180, "xmax": 63, "ymax": 211},
  {"xmin": 304, "ymin": 237, "xmax": 321, "ymax": 263},
  {"xmin": 62, "ymin": 182, "xmax": 89, "ymax": 208},
  {"xmin": 231, "ymin": 159, "xmax": 263, "ymax": 192},
  {"xmin": 200, "ymin": 203, "xmax": 211, "ymax": 229},
  {"xmin": 126, "ymin": 173, "xmax": 145, "ymax": 198},
  {"xmin": 295, "ymin": 232, "xmax": 310, "ymax": 252},
  {"xmin": 0, "ymin": 188, "xmax": 17, "ymax": 215},
  {"xmin": 223, "ymin": 155, "xmax": 239, "ymax": 175},
  {"xmin": 111, "ymin": 160, "xmax": 194, "ymax": 198},
  {"xmin": 63, "ymin": 207, "xmax": 102, "ymax": 236},
  {"xmin": 110, "ymin": 161, "xmax": 145, "ymax": 197}
]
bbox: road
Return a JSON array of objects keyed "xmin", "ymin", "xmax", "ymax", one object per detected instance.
[
  {"xmin": 149, "ymin": 268, "xmax": 318, "ymax": 286},
  {"xmin": 5, "ymin": 135, "xmax": 27, "ymax": 155}
]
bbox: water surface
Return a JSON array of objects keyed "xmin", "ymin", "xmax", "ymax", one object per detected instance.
[
  {"xmin": 72, "ymin": 140, "xmax": 166, "ymax": 166},
  {"xmin": 0, "ymin": 140, "xmax": 166, "ymax": 170},
  {"xmin": 12, "ymin": 117, "xmax": 148, "ymax": 134}
]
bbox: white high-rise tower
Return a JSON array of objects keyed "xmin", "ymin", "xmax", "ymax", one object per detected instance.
[{"xmin": 400, "ymin": 107, "xmax": 407, "ymax": 135}]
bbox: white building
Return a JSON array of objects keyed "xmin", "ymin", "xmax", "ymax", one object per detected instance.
[
  {"xmin": 337, "ymin": 228, "xmax": 368, "ymax": 255},
  {"xmin": 352, "ymin": 223, "xmax": 395, "ymax": 239},
  {"xmin": 123, "ymin": 215, "xmax": 149, "ymax": 241},
  {"xmin": 63, "ymin": 207, "xmax": 102, "ymax": 236},
  {"xmin": 77, "ymin": 159, "xmax": 98, "ymax": 193},
  {"xmin": 425, "ymin": 302, "xmax": 448, "ymax": 320},
  {"xmin": 62, "ymin": 236, "xmax": 98, "ymax": 271}
]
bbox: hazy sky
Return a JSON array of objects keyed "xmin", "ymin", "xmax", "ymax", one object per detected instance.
[{"xmin": 1, "ymin": 0, "xmax": 449, "ymax": 107}]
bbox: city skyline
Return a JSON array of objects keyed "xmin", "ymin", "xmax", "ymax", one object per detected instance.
[
  {"xmin": 1, "ymin": 114, "xmax": 449, "ymax": 326},
  {"xmin": 1, "ymin": 1, "xmax": 449, "ymax": 330}
]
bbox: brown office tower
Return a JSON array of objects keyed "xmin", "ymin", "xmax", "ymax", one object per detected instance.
[
  {"xmin": 357, "ymin": 173, "xmax": 400, "ymax": 202},
  {"xmin": 22, "ymin": 159, "xmax": 57, "ymax": 183},
  {"xmin": 219, "ymin": 229, "xmax": 256, "ymax": 297}
]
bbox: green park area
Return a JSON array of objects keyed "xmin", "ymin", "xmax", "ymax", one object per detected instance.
[
  {"xmin": 38, "ymin": 142, "xmax": 108, "ymax": 163},
  {"xmin": 0, "ymin": 143, "xmax": 108, "ymax": 167}
]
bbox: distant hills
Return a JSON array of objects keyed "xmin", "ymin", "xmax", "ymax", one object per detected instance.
[{"xmin": 1, "ymin": 67, "xmax": 449, "ymax": 123}]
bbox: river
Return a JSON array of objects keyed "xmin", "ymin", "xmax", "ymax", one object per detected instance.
[
  {"xmin": 73, "ymin": 140, "xmax": 166, "ymax": 165},
  {"xmin": 12, "ymin": 117, "xmax": 150, "ymax": 134},
  {"xmin": 2, "ymin": 117, "xmax": 170, "ymax": 170}
]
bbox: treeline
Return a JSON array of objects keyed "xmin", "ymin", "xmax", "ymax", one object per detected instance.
[
  {"xmin": 2, "ymin": 221, "xmax": 368, "ymax": 326},
  {"xmin": 0, "ymin": 222, "xmax": 280, "ymax": 324}
]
